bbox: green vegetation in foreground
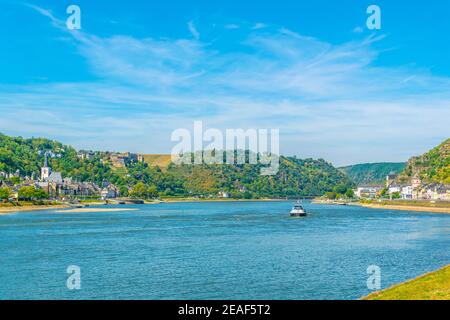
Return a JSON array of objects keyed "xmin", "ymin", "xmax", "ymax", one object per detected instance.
[
  {"xmin": 339, "ymin": 162, "xmax": 406, "ymax": 186},
  {"xmin": 364, "ymin": 265, "xmax": 450, "ymax": 300}
]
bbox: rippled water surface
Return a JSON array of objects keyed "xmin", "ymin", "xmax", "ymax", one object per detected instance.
[{"xmin": 1, "ymin": 201, "xmax": 449, "ymax": 299}]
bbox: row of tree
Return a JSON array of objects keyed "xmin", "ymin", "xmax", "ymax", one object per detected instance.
[
  {"xmin": 0, "ymin": 186, "xmax": 48, "ymax": 201},
  {"xmin": 324, "ymin": 183, "xmax": 355, "ymax": 200}
]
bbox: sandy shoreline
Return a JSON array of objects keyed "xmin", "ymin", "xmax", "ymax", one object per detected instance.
[
  {"xmin": 358, "ymin": 203, "xmax": 450, "ymax": 214},
  {"xmin": 56, "ymin": 208, "xmax": 139, "ymax": 213},
  {"xmin": 0, "ymin": 204, "xmax": 70, "ymax": 215},
  {"xmin": 161, "ymin": 198, "xmax": 288, "ymax": 203}
]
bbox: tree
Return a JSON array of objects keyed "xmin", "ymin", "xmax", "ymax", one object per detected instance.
[
  {"xmin": 33, "ymin": 188, "xmax": 48, "ymax": 200},
  {"xmin": 147, "ymin": 185, "xmax": 159, "ymax": 198},
  {"xmin": 0, "ymin": 187, "xmax": 11, "ymax": 201},
  {"xmin": 119, "ymin": 186, "xmax": 129, "ymax": 197},
  {"xmin": 391, "ymin": 192, "xmax": 401, "ymax": 199},
  {"xmin": 130, "ymin": 182, "xmax": 148, "ymax": 199},
  {"xmin": 18, "ymin": 186, "xmax": 36, "ymax": 201},
  {"xmin": 345, "ymin": 189, "xmax": 354, "ymax": 198},
  {"xmin": 18, "ymin": 186, "xmax": 48, "ymax": 201},
  {"xmin": 9, "ymin": 177, "xmax": 21, "ymax": 185},
  {"xmin": 243, "ymin": 191, "xmax": 252, "ymax": 199},
  {"xmin": 333, "ymin": 184, "xmax": 348, "ymax": 194},
  {"xmin": 325, "ymin": 192, "xmax": 337, "ymax": 200}
]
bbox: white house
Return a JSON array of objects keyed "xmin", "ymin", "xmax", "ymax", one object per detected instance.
[
  {"xmin": 401, "ymin": 186, "xmax": 413, "ymax": 200},
  {"xmin": 388, "ymin": 185, "xmax": 401, "ymax": 195}
]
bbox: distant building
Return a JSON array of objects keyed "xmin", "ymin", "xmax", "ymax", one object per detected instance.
[
  {"xmin": 48, "ymin": 172, "xmax": 63, "ymax": 184},
  {"xmin": 388, "ymin": 184, "xmax": 401, "ymax": 195},
  {"xmin": 217, "ymin": 191, "xmax": 230, "ymax": 198},
  {"xmin": 110, "ymin": 152, "xmax": 139, "ymax": 168},
  {"xmin": 41, "ymin": 153, "xmax": 51, "ymax": 181},
  {"xmin": 101, "ymin": 186, "xmax": 119, "ymax": 200},
  {"xmin": 386, "ymin": 171, "xmax": 398, "ymax": 188},
  {"xmin": 77, "ymin": 151, "xmax": 95, "ymax": 160},
  {"xmin": 400, "ymin": 186, "xmax": 413, "ymax": 200},
  {"xmin": 411, "ymin": 175, "xmax": 422, "ymax": 189},
  {"xmin": 354, "ymin": 186, "xmax": 383, "ymax": 199}
]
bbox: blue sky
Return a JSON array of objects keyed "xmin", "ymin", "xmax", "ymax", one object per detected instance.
[{"xmin": 0, "ymin": 0, "xmax": 449, "ymax": 166}]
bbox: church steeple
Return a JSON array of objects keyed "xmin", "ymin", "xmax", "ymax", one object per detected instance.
[{"xmin": 41, "ymin": 152, "xmax": 51, "ymax": 181}]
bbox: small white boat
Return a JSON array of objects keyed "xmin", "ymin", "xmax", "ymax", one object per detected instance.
[{"xmin": 290, "ymin": 201, "xmax": 307, "ymax": 217}]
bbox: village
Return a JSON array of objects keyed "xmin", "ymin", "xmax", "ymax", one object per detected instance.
[
  {"xmin": 0, "ymin": 152, "xmax": 123, "ymax": 202},
  {"xmin": 354, "ymin": 172, "xmax": 450, "ymax": 201}
]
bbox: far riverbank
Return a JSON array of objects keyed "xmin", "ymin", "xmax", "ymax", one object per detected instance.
[
  {"xmin": 313, "ymin": 198, "xmax": 450, "ymax": 214},
  {"xmin": 358, "ymin": 203, "xmax": 450, "ymax": 214}
]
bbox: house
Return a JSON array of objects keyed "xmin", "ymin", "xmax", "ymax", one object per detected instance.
[
  {"xmin": 217, "ymin": 191, "xmax": 230, "ymax": 198},
  {"xmin": 411, "ymin": 175, "xmax": 422, "ymax": 189},
  {"xmin": 354, "ymin": 186, "xmax": 383, "ymax": 199},
  {"xmin": 101, "ymin": 185, "xmax": 119, "ymax": 200},
  {"xmin": 427, "ymin": 184, "xmax": 450, "ymax": 201},
  {"xmin": 388, "ymin": 183, "xmax": 402, "ymax": 195},
  {"xmin": 77, "ymin": 151, "xmax": 95, "ymax": 160},
  {"xmin": 400, "ymin": 186, "xmax": 413, "ymax": 199}
]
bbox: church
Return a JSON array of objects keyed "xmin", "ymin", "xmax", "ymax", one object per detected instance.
[
  {"xmin": 40, "ymin": 153, "xmax": 63, "ymax": 184},
  {"xmin": 38, "ymin": 153, "xmax": 102, "ymax": 199}
]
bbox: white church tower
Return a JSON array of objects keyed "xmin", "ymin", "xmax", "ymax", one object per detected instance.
[{"xmin": 41, "ymin": 152, "xmax": 52, "ymax": 181}]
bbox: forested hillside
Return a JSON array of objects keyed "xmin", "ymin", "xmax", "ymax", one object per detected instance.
[
  {"xmin": 398, "ymin": 139, "xmax": 450, "ymax": 184},
  {"xmin": 339, "ymin": 162, "xmax": 406, "ymax": 186},
  {"xmin": 0, "ymin": 133, "xmax": 114, "ymax": 184},
  {"xmin": 0, "ymin": 133, "xmax": 353, "ymax": 198}
]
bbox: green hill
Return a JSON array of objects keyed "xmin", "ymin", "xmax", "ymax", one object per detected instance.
[
  {"xmin": 0, "ymin": 133, "xmax": 115, "ymax": 184},
  {"xmin": 398, "ymin": 138, "xmax": 450, "ymax": 184},
  {"xmin": 165, "ymin": 156, "xmax": 353, "ymax": 198},
  {"xmin": 339, "ymin": 162, "xmax": 406, "ymax": 186},
  {"xmin": 0, "ymin": 132, "xmax": 353, "ymax": 198}
]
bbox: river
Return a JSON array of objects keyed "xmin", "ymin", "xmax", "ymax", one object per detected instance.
[{"xmin": 0, "ymin": 201, "xmax": 449, "ymax": 299}]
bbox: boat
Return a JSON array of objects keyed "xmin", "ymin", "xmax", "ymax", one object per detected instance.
[
  {"xmin": 290, "ymin": 201, "xmax": 307, "ymax": 217},
  {"xmin": 68, "ymin": 203, "xmax": 85, "ymax": 209}
]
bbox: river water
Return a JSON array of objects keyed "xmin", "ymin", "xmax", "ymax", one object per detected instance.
[{"xmin": 0, "ymin": 201, "xmax": 449, "ymax": 299}]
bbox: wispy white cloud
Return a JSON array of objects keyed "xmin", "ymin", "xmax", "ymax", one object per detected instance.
[
  {"xmin": 225, "ymin": 24, "xmax": 240, "ymax": 29},
  {"xmin": 1, "ymin": 5, "xmax": 450, "ymax": 166},
  {"xmin": 252, "ymin": 23, "xmax": 267, "ymax": 30},
  {"xmin": 188, "ymin": 20, "xmax": 200, "ymax": 40}
]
